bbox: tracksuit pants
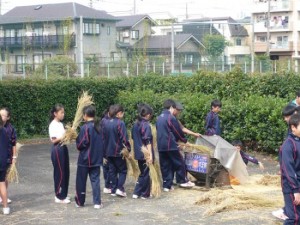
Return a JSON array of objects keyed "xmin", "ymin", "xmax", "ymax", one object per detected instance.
[
  {"xmin": 159, "ymin": 151, "xmax": 187, "ymax": 189},
  {"xmin": 133, "ymin": 160, "xmax": 151, "ymax": 198},
  {"xmin": 75, "ymin": 166, "xmax": 101, "ymax": 206},
  {"xmin": 103, "ymin": 161, "xmax": 111, "ymax": 189},
  {"xmin": 108, "ymin": 157, "xmax": 127, "ymax": 194},
  {"xmin": 284, "ymin": 193, "xmax": 300, "ymax": 225},
  {"xmin": 51, "ymin": 144, "xmax": 70, "ymax": 200}
]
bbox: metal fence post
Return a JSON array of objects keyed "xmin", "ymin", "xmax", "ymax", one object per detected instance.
[
  {"xmin": 229, "ymin": 63, "xmax": 232, "ymax": 72},
  {"xmin": 126, "ymin": 63, "xmax": 129, "ymax": 77},
  {"xmin": 87, "ymin": 63, "xmax": 90, "ymax": 77},
  {"xmin": 136, "ymin": 63, "xmax": 139, "ymax": 76},
  {"xmin": 197, "ymin": 62, "xmax": 200, "ymax": 70},
  {"xmin": 23, "ymin": 64, "xmax": 25, "ymax": 79},
  {"xmin": 244, "ymin": 61, "xmax": 247, "ymax": 73},
  {"xmin": 260, "ymin": 61, "xmax": 262, "ymax": 73},
  {"xmin": 45, "ymin": 64, "xmax": 48, "ymax": 80},
  {"xmin": 145, "ymin": 63, "xmax": 148, "ymax": 73},
  {"xmin": 153, "ymin": 62, "xmax": 155, "ymax": 73},
  {"xmin": 67, "ymin": 64, "xmax": 70, "ymax": 78},
  {"xmin": 0, "ymin": 64, "xmax": 2, "ymax": 81},
  {"xmin": 288, "ymin": 60, "xmax": 291, "ymax": 71},
  {"xmin": 107, "ymin": 63, "xmax": 110, "ymax": 78},
  {"xmin": 274, "ymin": 60, "xmax": 277, "ymax": 73},
  {"xmin": 162, "ymin": 62, "xmax": 165, "ymax": 76}
]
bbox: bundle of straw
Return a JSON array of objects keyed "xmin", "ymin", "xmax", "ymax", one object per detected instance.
[
  {"xmin": 61, "ymin": 91, "xmax": 94, "ymax": 145},
  {"xmin": 179, "ymin": 142, "xmax": 211, "ymax": 155},
  {"xmin": 121, "ymin": 148, "xmax": 139, "ymax": 180},
  {"xmin": 195, "ymin": 189, "xmax": 282, "ymax": 216},
  {"xmin": 6, "ymin": 142, "xmax": 23, "ymax": 183},
  {"xmin": 141, "ymin": 146, "xmax": 161, "ymax": 197}
]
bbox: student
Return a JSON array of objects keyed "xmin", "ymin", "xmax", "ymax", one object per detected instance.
[
  {"xmin": 204, "ymin": 100, "xmax": 222, "ymax": 136},
  {"xmin": 279, "ymin": 113, "xmax": 300, "ymax": 225},
  {"xmin": 156, "ymin": 99, "xmax": 195, "ymax": 192},
  {"xmin": 0, "ymin": 116, "xmax": 10, "ymax": 215},
  {"xmin": 0, "ymin": 107, "xmax": 17, "ymax": 204},
  {"xmin": 174, "ymin": 102, "xmax": 201, "ymax": 138},
  {"xmin": 49, "ymin": 104, "xmax": 70, "ymax": 204},
  {"xmin": 289, "ymin": 90, "xmax": 300, "ymax": 107},
  {"xmin": 75, "ymin": 105, "xmax": 104, "ymax": 209},
  {"xmin": 232, "ymin": 140, "xmax": 264, "ymax": 169},
  {"xmin": 100, "ymin": 108, "xmax": 112, "ymax": 194},
  {"xmin": 132, "ymin": 103, "xmax": 154, "ymax": 199},
  {"xmin": 105, "ymin": 104, "xmax": 131, "ymax": 197}
]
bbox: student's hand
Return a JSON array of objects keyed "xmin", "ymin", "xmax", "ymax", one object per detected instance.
[
  {"xmin": 294, "ymin": 193, "xmax": 300, "ymax": 205},
  {"xmin": 258, "ymin": 162, "xmax": 264, "ymax": 170},
  {"xmin": 193, "ymin": 133, "xmax": 202, "ymax": 138},
  {"xmin": 103, "ymin": 158, "xmax": 108, "ymax": 165},
  {"xmin": 147, "ymin": 158, "xmax": 153, "ymax": 165}
]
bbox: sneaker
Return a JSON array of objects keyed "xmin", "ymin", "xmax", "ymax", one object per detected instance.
[
  {"xmin": 94, "ymin": 204, "xmax": 103, "ymax": 209},
  {"xmin": 110, "ymin": 193, "xmax": 117, "ymax": 197},
  {"xmin": 3, "ymin": 207, "xmax": 10, "ymax": 215},
  {"xmin": 132, "ymin": 194, "xmax": 139, "ymax": 199},
  {"xmin": 55, "ymin": 197, "xmax": 71, "ymax": 204},
  {"xmin": 141, "ymin": 195, "xmax": 152, "ymax": 200},
  {"xmin": 0, "ymin": 198, "xmax": 12, "ymax": 204},
  {"xmin": 180, "ymin": 181, "xmax": 195, "ymax": 188},
  {"xmin": 272, "ymin": 208, "xmax": 288, "ymax": 221},
  {"xmin": 163, "ymin": 186, "xmax": 175, "ymax": 192},
  {"xmin": 103, "ymin": 188, "xmax": 112, "ymax": 194},
  {"xmin": 75, "ymin": 203, "xmax": 83, "ymax": 208},
  {"xmin": 116, "ymin": 189, "xmax": 127, "ymax": 197}
]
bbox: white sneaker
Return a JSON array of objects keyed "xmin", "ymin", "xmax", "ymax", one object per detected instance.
[
  {"xmin": 163, "ymin": 186, "xmax": 175, "ymax": 192},
  {"xmin": 55, "ymin": 197, "xmax": 71, "ymax": 204},
  {"xmin": 94, "ymin": 204, "xmax": 103, "ymax": 209},
  {"xmin": 116, "ymin": 189, "xmax": 127, "ymax": 197},
  {"xmin": 132, "ymin": 194, "xmax": 139, "ymax": 199},
  {"xmin": 272, "ymin": 208, "xmax": 288, "ymax": 221},
  {"xmin": 103, "ymin": 188, "xmax": 111, "ymax": 194},
  {"xmin": 0, "ymin": 198, "xmax": 12, "ymax": 204},
  {"xmin": 3, "ymin": 207, "xmax": 10, "ymax": 215},
  {"xmin": 180, "ymin": 181, "xmax": 195, "ymax": 188}
]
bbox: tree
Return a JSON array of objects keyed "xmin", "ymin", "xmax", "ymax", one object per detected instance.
[{"xmin": 202, "ymin": 34, "xmax": 227, "ymax": 62}]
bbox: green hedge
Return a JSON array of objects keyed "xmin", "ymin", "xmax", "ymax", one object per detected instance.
[{"xmin": 0, "ymin": 71, "xmax": 296, "ymax": 152}]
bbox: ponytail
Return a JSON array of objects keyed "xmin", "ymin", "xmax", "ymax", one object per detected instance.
[{"xmin": 49, "ymin": 104, "xmax": 64, "ymax": 122}]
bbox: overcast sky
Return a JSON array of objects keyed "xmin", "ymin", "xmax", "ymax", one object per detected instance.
[{"xmin": 1, "ymin": 0, "xmax": 252, "ymax": 20}]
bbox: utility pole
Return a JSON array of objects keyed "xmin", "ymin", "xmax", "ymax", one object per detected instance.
[
  {"xmin": 266, "ymin": 0, "xmax": 271, "ymax": 56},
  {"xmin": 251, "ymin": 18, "xmax": 255, "ymax": 73},
  {"xmin": 133, "ymin": 0, "xmax": 143, "ymax": 15}
]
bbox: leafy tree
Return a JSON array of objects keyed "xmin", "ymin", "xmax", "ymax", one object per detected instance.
[{"xmin": 202, "ymin": 34, "xmax": 227, "ymax": 61}]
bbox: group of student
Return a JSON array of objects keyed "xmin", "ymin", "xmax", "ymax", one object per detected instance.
[{"xmin": 0, "ymin": 107, "xmax": 17, "ymax": 215}]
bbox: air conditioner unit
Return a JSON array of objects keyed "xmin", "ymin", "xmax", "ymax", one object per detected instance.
[{"xmin": 123, "ymin": 31, "xmax": 129, "ymax": 37}]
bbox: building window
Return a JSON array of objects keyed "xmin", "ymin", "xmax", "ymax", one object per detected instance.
[
  {"xmin": 33, "ymin": 54, "xmax": 51, "ymax": 70},
  {"xmin": 15, "ymin": 55, "xmax": 26, "ymax": 73},
  {"xmin": 83, "ymin": 23, "xmax": 100, "ymax": 35},
  {"xmin": 131, "ymin": 30, "xmax": 139, "ymax": 39},
  {"xmin": 184, "ymin": 54, "xmax": 193, "ymax": 64},
  {"xmin": 277, "ymin": 36, "xmax": 288, "ymax": 48},
  {"xmin": 107, "ymin": 26, "xmax": 111, "ymax": 35},
  {"xmin": 236, "ymin": 38, "xmax": 242, "ymax": 46},
  {"xmin": 257, "ymin": 36, "xmax": 267, "ymax": 42}
]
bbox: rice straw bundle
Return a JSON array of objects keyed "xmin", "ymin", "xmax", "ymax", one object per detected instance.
[
  {"xmin": 141, "ymin": 146, "xmax": 161, "ymax": 197},
  {"xmin": 150, "ymin": 124, "xmax": 157, "ymax": 150},
  {"xmin": 6, "ymin": 142, "xmax": 23, "ymax": 183},
  {"xmin": 256, "ymin": 174, "xmax": 281, "ymax": 186},
  {"xmin": 195, "ymin": 189, "xmax": 282, "ymax": 216},
  {"xmin": 179, "ymin": 142, "xmax": 211, "ymax": 155},
  {"xmin": 121, "ymin": 148, "xmax": 139, "ymax": 180},
  {"xmin": 61, "ymin": 91, "xmax": 94, "ymax": 145}
]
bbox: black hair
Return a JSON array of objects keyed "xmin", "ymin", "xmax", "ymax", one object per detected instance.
[
  {"xmin": 282, "ymin": 104, "xmax": 297, "ymax": 117},
  {"xmin": 289, "ymin": 114, "xmax": 300, "ymax": 129},
  {"xmin": 163, "ymin": 99, "xmax": 176, "ymax": 109},
  {"xmin": 49, "ymin": 104, "xmax": 64, "ymax": 122},
  {"xmin": 83, "ymin": 105, "xmax": 96, "ymax": 118},
  {"xmin": 232, "ymin": 140, "xmax": 243, "ymax": 147},
  {"xmin": 296, "ymin": 90, "xmax": 300, "ymax": 97},
  {"xmin": 109, "ymin": 104, "xmax": 124, "ymax": 118},
  {"xmin": 0, "ymin": 107, "xmax": 11, "ymax": 124},
  {"xmin": 294, "ymin": 106, "xmax": 300, "ymax": 115},
  {"xmin": 101, "ymin": 107, "xmax": 110, "ymax": 119},
  {"xmin": 137, "ymin": 103, "xmax": 153, "ymax": 121},
  {"xmin": 0, "ymin": 116, "xmax": 4, "ymax": 129},
  {"xmin": 211, "ymin": 99, "xmax": 222, "ymax": 109}
]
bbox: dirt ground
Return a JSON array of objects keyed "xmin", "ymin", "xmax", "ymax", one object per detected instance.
[{"xmin": 2, "ymin": 142, "xmax": 284, "ymax": 225}]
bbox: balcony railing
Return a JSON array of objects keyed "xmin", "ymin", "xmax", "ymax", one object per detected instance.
[
  {"xmin": 0, "ymin": 34, "xmax": 76, "ymax": 48},
  {"xmin": 254, "ymin": 41, "xmax": 293, "ymax": 52}
]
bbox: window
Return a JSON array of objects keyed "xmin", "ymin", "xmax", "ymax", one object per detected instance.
[
  {"xmin": 107, "ymin": 26, "xmax": 111, "ymax": 35},
  {"xmin": 131, "ymin": 30, "xmax": 139, "ymax": 39},
  {"xmin": 33, "ymin": 54, "xmax": 51, "ymax": 70},
  {"xmin": 184, "ymin": 54, "xmax": 193, "ymax": 64},
  {"xmin": 277, "ymin": 36, "xmax": 288, "ymax": 48},
  {"xmin": 15, "ymin": 55, "xmax": 26, "ymax": 73},
  {"xmin": 236, "ymin": 38, "xmax": 242, "ymax": 46},
  {"xmin": 83, "ymin": 23, "xmax": 100, "ymax": 35},
  {"xmin": 257, "ymin": 36, "xmax": 267, "ymax": 42}
]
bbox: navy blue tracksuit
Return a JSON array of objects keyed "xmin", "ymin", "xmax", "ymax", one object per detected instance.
[
  {"xmin": 104, "ymin": 117, "xmax": 131, "ymax": 194},
  {"xmin": 75, "ymin": 121, "xmax": 104, "ymax": 206},
  {"xmin": 101, "ymin": 115, "xmax": 111, "ymax": 189},
  {"xmin": 0, "ymin": 127, "xmax": 9, "ymax": 180},
  {"xmin": 204, "ymin": 111, "xmax": 221, "ymax": 136},
  {"xmin": 132, "ymin": 119, "xmax": 154, "ymax": 198},
  {"xmin": 240, "ymin": 151, "xmax": 259, "ymax": 165},
  {"xmin": 156, "ymin": 110, "xmax": 188, "ymax": 189},
  {"xmin": 4, "ymin": 123, "xmax": 17, "ymax": 166},
  {"xmin": 280, "ymin": 133, "xmax": 300, "ymax": 225}
]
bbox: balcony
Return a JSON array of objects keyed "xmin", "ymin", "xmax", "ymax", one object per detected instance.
[
  {"xmin": 254, "ymin": 41, "xmax": 293, "ymax": 52},
  {"xmin": 252, "ymin": 0, "xmax": 292, "ymax": 13},
  {"xmin": 227, "ymin": 46, "xmax": 251, "ymax": 55},
  {"xmin": 0, "ymin": 34, "xmax": 76, "ymax": 49},
  {"xmin": 254, "ymin": 21, "xmax": 292, "ymax": 33}
]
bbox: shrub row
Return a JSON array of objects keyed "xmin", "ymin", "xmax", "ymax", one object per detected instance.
[{"xmin": 0, "ymin": 71, "xmax": 295, "ymax": 152}]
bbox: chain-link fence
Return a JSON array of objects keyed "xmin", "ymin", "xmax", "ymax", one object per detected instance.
[{"xmin": 0, "ymin": 59, "xmax": 296, "ymax": 80}]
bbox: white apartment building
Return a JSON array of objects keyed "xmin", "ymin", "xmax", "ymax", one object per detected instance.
[{"xmin": 252, "ymin": 0, "xmax": 300, "ymax": 69}]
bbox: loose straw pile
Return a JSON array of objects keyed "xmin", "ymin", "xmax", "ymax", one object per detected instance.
[
  {"xmin": 179, "ymin": 142, "xmax": 211, "ymax": 155},
  {"xmin": 121, "ymin": 148, "xmax": 139, "ymax": 180},
  {"xmin": 141, "ymin": 146, "xmax": 161, "ymax": 198},
  {"xmin": 6, "ymin": 142, "xmax": 23, "ymax": 183},
  {"xmin": 256, "ymin": 174, "xmax": 281, "ymax": 186},
  {"xmin": 61, "ymin": 91, "xmax": 94, "ymax": 145},
  {"xmin": 195, "ymin": 189, "xmax": 282, "ymax": 216}
]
